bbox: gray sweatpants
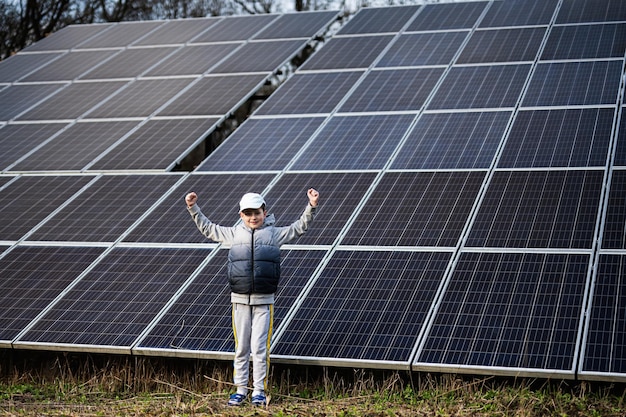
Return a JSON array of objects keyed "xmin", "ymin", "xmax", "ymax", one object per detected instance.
[{"xmin": 232, "ymin": 303, "xmax": 273, "ymax": 396}]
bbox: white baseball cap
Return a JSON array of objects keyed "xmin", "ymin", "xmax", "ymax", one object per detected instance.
[{"xmin": 239, "ymin": 193, "xmax": 265, "ymax": 212}]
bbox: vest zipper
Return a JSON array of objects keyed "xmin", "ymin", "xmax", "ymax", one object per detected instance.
[{"xmin": 250, "ymin": 228, "xmax": 255, "ymax": 294}]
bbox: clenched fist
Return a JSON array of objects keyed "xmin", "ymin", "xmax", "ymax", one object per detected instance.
[{"xmin": 185, "ymin": 192, "xmax": 197, "ymax": 208}]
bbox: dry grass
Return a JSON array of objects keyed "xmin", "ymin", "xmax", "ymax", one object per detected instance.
[{"xmin": 1, "ymin": 351, "xmax": 625, "ymax": 416}]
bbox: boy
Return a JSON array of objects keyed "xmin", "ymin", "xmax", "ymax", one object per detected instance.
[{"xmin": 185, "ymin": 188, "xmax": 319, "ymax": 406}]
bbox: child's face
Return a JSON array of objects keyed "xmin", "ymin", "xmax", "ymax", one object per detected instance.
[{"xmin": 240, "ymin": 208, "xmax": 266, "ymax": 229}]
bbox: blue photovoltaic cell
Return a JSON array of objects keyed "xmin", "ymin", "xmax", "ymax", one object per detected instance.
[
  {"xmin": 301, "ymin": 35, "xmax": 394, "ymax": 70},
  {"xmin": 76, "ymin": 21, "xmax": 165, "ymax": 49},
  {"xmin": 377, "ymin": 32, "xmax": 468, "ymax": 67},
  {"xmin": 27, "ymin": 175, "xmax": 182, "ymax": 242},
  {"xmin": 556, "ymin": 0, "xmax": 626, "ymax": 24},
  {"xmin": 211, "ymin": 40, "xmax": 305, "ymax": 73},
  {"xmin": 522, "ymin": 61, "xmax": 622, "ymax": 107},
  {"xmin": 16, "ymin": 81, "xmax": 127, "ymax": 121},
  {"xmin": 342, "ymin": 171, "xmax": 485, "ymax": 247},
  {"xmin": 338, "ymin": 68, "xmax": 444, "ymax": 113},
  {"xmin": 0, "ymin": 246, "xmax": 105, "ymax": 342},
  {"xmin": 137, "ymin": 249, "xmax": 326, "ymax": 352},
  {"xmin": 479, "ymin": 0, "xmax": 558, "ymax": 27},
  {"xmin": 21, "ymin": 50, "xmax": 119, "ymax": 82},
  {"xmin": 0, "ymin": 123, "xmax": 69, "ymax": 171},
  {"xmin": 337, "ymin": 6, "xmax": 420, "ymax": 35},
  {"xmin": 601, "ymin": 170, "xmax": 626, "ymax": 250},
  {"xmin": 289, "ymin": 114, "xmax": 414, "ymax": 171},
  {"xmin": 0, "ymin": 175, "xmax": 95, "ymax": 241},
  {"xmin": 123, "ymin": 173, "xmax": 275, "ymax": 244},
  {"xmin": 84, "ymin": 78, "xmax": 192, "ymax": 118},
  {"xmin": 17, "ymin": 247, "xmax": 210, "ymax": 347},
  {"xmin": 407, "ymin": 1, "xmax": 488, "ymax": 31},
  {"xmin": 498, "ymin": 108, "xmax": 614, "ymax": 169},
  {"xmin": 255, "ymin": 72, "xmax": 363, "ymax": 116},
  {"xmin": 272, "ymin": 250, "xmax": 451, "ymax": 363},
  {"xmin": 79, "ymin": 47, "xmax": 178, "ymax": 80},
  {"xmin": 23, "ymin": 24, "xmax": 114, "ymax": 52},
  {"xmin": 417, "ymin": 252, "xmax": 588, "ymax": 371},
  {"xmin": 0, "ymin": 84, "xmax": 67, "ymax": 122},
  {"xmin": 157, "ymin": 74, "xmax": 267, "ymax": 116},
  {"xmin": 89, "ymin": 118, "xmax": 219, "ymax": 171},
  {"xmin": 10, "ymin": 121, "xmax": 140, "ymax": 171},
  {"xmin": 264, "ymin": 172, "xmax": 378, "ymax": 246},
  {"xmin": 428, "ymin": 64, "xmax": 531, "ymax": 110},
  {"xmin": 197, "ymin": 117, "xmax": 324, "ymax": 171},
  {"xmin": 582, "ymin": 254, "xmax": 626, "ymax": 375},
  {"xmin": 0, "ymin": 53, "xmax": 62, "ymax": 83},
  {"xmin": 542, "ymin": 23, "xmax": 626, "ymax": 60},
  {"xmin": 144, "ymin": 44, "xmax": 239, "ymax": 77},
  {"xmin": 466, "ymin": 170, "xmax": 604, "ymax": 249},
  {"xmin": 456, "ymin": 27, "xmax": 546, "ymax": 64},
  {"xmin": 391, "ymin": 111, "xmax": 510, "ymax": 170}
]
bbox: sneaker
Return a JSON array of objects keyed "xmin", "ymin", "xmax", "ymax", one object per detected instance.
[
  {"xmin": 251, "ymin": 393, "xmax": 267, "ymax": 406},
  {"xmin": 227, "ymin": 393, "xmax": 246, "ymax": 406}
]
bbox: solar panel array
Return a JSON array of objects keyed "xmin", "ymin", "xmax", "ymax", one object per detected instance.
[{"xmin": 2, "ymin": 0, "xmax": 626, "ymax": 382}]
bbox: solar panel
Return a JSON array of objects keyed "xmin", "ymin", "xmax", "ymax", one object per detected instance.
[
  {"xmin": 456, "ymin": 27, "xmax": 546, "ymax": 64},
  {"xmin": 0, "ymin": 175, "xmax": 95, "ymax": 241},
  {"xmin": 254, "ymin": 72, "xmax": 364, "ymax": 115},
  {"xmin": 0, "ymin": 53, "xmax": 63, "ymax": 83},
  {"xmin": 428, "ymin": 64, "xmax": 531, "ymax": 110},
  {"xmin": 26, "ymin": 174, "xmax": 182, "ymax": 242},
  {"xmin": 272, "ymin": 250, "xmax": 451, "ymax": 365},
  {"xmin": 264, "ymin": 172, "xmax": 378, "ymax": 246},
  {"xmin": 407, "ymin": 1, "xmax": 488, "ymax": 31},
  {"xmin": 289, "ymin": 114, "xmax": 414, "ymax": 170},
  {"xmin": 23, "ymin": 24, "xmax": 114, "ymax": 52},
  {"xmin": 15, "ymin": 81, "xmax": 127, "ymax": 121},
  {"xmin": 156, "ymin": 74, "xmax": 267, "ymax": 116},
  {"xmin": 391, "ymin": 111, "xmax": 511, "ymax": 170},
  {"xmin": 342, "ymin": 171, "xmax": 485, "ymax": 247},
  {"xmin": 0, "ymin": 246, "xmax": 105, "ymax": 343},
  {"xmin": 580, "ymin": 254, "xmax": 626, "ymax": 377},
  {"xmin": 123, "ymin": 173, "xmax": 276, "ymax": 244},
  {"xmin": 337, "ymin": 5, "xmax": 420, "ymax": 35},
  {"xmin": 197, "ymin": 117, "xmax": 325, "ymax": 171},
  {"xmin": 254, "ymin": 11, "xmax": 339, "ymax": 39},
  {"xmin": 542, "ymin": 23, "xmax": 626, "ymax": 60},
  {"xmin": 338, "ymin": 68, "xmax": 444, "ymax": 112},
  {"xmin": 143, "ymin": 44, "xmax": 239, "ymax": 77},
  {"xmin": 556, "ymin": 0, "xmax": 626, "ymax": 24},
  {"xmin": 89, "ymin": 118, "xmax": 219, "ymax": 171},
  {"xmin": 466, "ymin": 170, "xmax": 604, "ymax": 249},
  {"xmin": 300, "ymin": 35, "xmax": 395, "ymax": 70},
  {"xmin": 415, "ymin": 252, "xmax": 588, "ymax": 374},
  {"xmin": 9, "ymin": 121, "xmax": 140, "ymax": 172},
  {"xmin": 84, "ymin": 78, "xmax": 193, "ymax": 118},
  {"xmin": 0, "ymin": 123, "xmax": 69, "ymax": 171},
  {"xmin": 0, "ymin": 84, "xmax": 67, "ymax": 122},
  {"xmin": 15, "ymin": 247, "xmax": 210, "ymax": 349},
  {"xmin": 75, "ymin": 21, "xmax": 166, "ymax": 49},
  {"xmin": 79, "ymin": 47, "xmax": 178, "ymax": 80},
  {"xmin": 211, "ymin": 40, "xmax": 309, "ymax": 73},
  {"xmin": 479, "ymin": 0, "xmax": 558, "ymax": 27},
  {"xmin": 376, "ymin": 32, "xmax": 468, "ymax": 67},
  {"xmin": 132, "ymin": 18, "xmax": 219, "ymax": 46},
  {"xmin": 522, "ymin": 61, "xmax": 622, "ymax": 107},
  {"xmin": 21, "ymin": 50, "xmax": 120, "ymax": 82},
  {"xmin": 190, "ymin": 15, "xmax": 277, "ymax": 43},
  {"xmin": 498, "ymin": 108, "xmax": 614, "ymax": 168}
]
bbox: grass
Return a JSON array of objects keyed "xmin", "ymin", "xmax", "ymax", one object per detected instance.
[{"xmin": 1, "ymin": 351, "xmax": 625, "ymax": 416}]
